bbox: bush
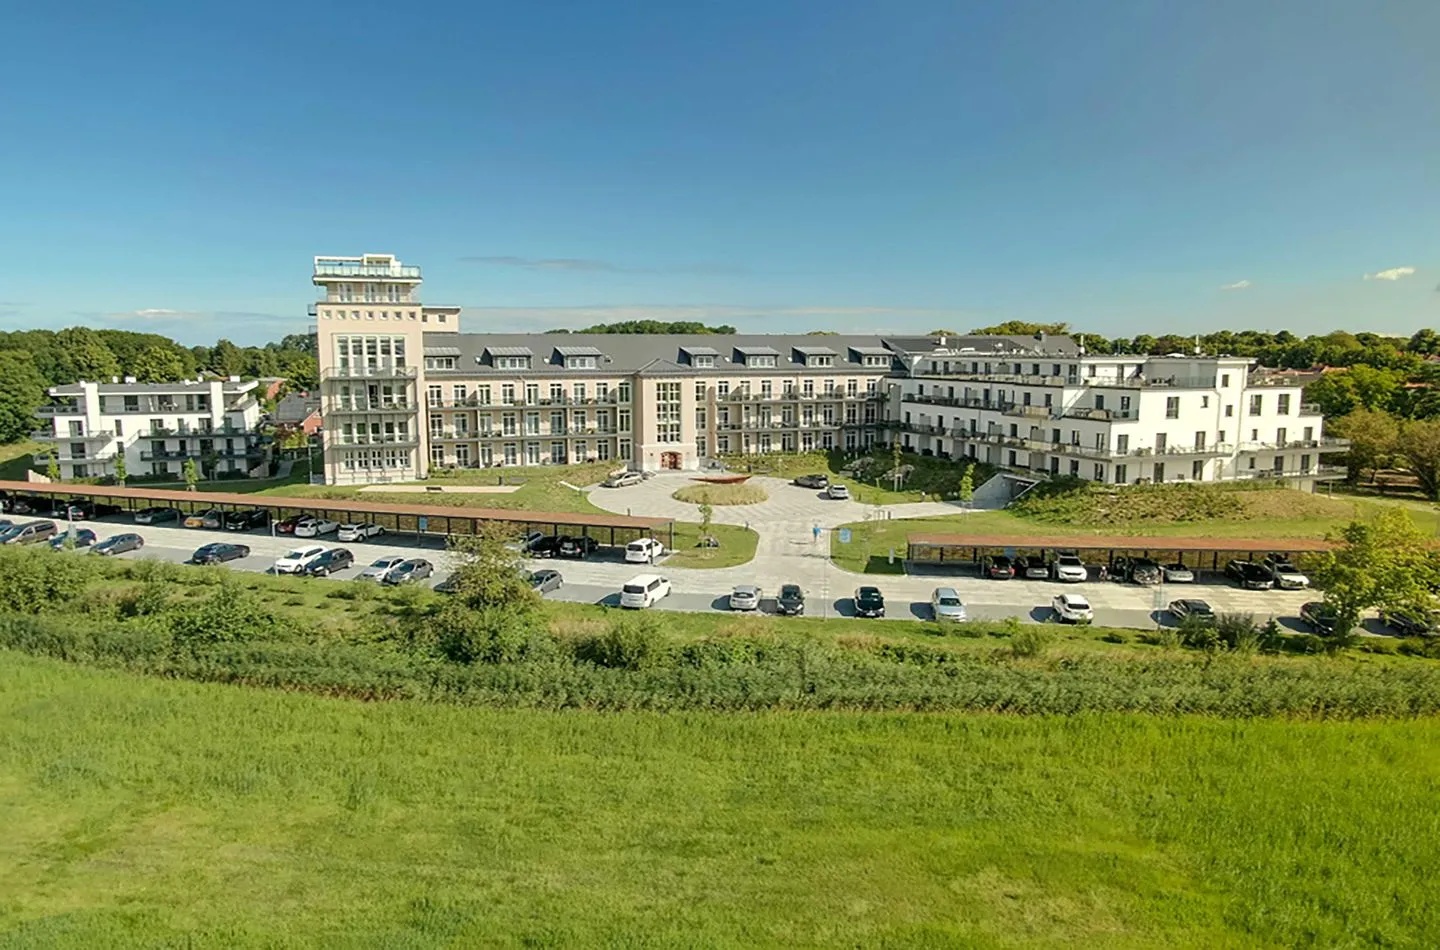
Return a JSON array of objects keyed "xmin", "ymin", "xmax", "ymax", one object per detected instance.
[
  {"xmin": 1216, "ymin": 613, "xmax": 1259, "ymax": 654},
  {"xmin": 1398, "ymin": 637, "xmax": 1440, "ymax": 659},
  {"xmin": 432, "ymin": 605, "xmax": 554, "ymax": 665},
  {"xmin": 1179, "ymin": 614, "xmax": 1221, "ymax": 652},
  {"xmin": 576, "ymin": 615, "xmax": 669, "ymax": 671},
  {"xmin": 167, "ymin": 581, "xmax": 290, "ymax": 651},
  {"xmin": 672, "ymin": 483, "xmax": 768, "ymax": 506},
  {"xmin": 328, "ymin": 580, "xmax": 377, "ymax": 602},
  {"xmin": 1360, "ymin": 639, "xmax": 1398, "ymax": 655},
  {"xmin": 0, "ymin": 548, "xmax": 96, "ymax": 613},
  {"xmin": 1010, "ymin": 627, "xmax": 1054, "ymax": 659}
]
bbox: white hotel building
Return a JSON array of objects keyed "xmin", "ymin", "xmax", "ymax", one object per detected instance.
[{"xmin": 891, "ymin": 335, "xmax": 1347, "ymax": 487}]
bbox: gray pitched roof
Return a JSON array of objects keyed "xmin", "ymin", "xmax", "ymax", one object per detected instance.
[
  {"xmin": 424, "ymin": 345, "xmax": 461, "ymax": 357},
  {"xmin": 554, "ymin": 345, "xmax": 604, "ymax": 357},
  {"xmin": 484, "ymin": 345, "xmax": 533, "ymax": 357}
]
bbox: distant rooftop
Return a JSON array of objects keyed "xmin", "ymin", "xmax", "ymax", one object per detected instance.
[{"xmin": 313, "ymin": 254, "xmax": 421, "ymax": 280}]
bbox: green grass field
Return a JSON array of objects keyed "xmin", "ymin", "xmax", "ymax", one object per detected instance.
[
  {"xmin": 672, "ymin": 481, "xmax": 769, "ymax": 506},
  {"xmin": 1, "ymin": 651, "xmax": 1437, "ymax": 948},
  {"xmin": 0, "ymin": 440, "xmax": 40, "ymax": 480}
]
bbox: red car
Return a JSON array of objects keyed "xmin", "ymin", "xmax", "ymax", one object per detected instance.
[{"xmin": 274, "ymin": 515, "xmax": 307, "ymax": 535}]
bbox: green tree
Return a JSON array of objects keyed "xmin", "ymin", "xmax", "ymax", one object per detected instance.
[
  {"xmin": 45, "ymin": 454, "xmax": 60, "ymax": 482},
  {"xmin": 444, "ymin": 523, "xmax": 540, "ymax": 611},
  {"xmin": 1312, "ymin": 507, "xmax": 1440, "ymax": 640},
  {"xmin": 968, "ymin": 321, "xmax": 1069, "ymax": 336},
  {"xmin": 209, "ymin": 339, "xmax": 246, "ymax": 377},
  {"xmin": 0, "ymin": 350, "xmax": 47, "ymax": 443},
  {"xmin": 697, "ymin": 502, "xmax": 714, "ymax": 554},
  {"xmin": 112, "ymin": 453, "xmax": 127, "ymax": 486},
  {"xmin": 958, "ymin": 464, "xmax": 974, "ymax": 503},
  {"xmin": 1398, "ymin": 419, "xmax": 1440, "ymax": 500},
  {"xmin": 1408, "ymin": 328, "xmax": 1440, "ymax": 356},
  {"xmin": 1329, "ymin": 408, "xmax": 1399, "ymax": 484},
  {"xmin": 54, "ymin": 327, "xmax": 121, "ymax": 382},
  {"xmin": 131, "ymin": 345, "xmax": 186, "ymax": 383},
  {"xmin": 182, "ymin": 457, "xmax": 199, "ymax": 490}
]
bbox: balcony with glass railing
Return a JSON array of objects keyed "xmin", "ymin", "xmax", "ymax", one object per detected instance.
[
  {"xmin": 322, "ymin": 365, "xmax": 418, "ymax": 380},
  {"xmin": 313, "ymin": 261, "xmax": 422, "ymax": 280}
]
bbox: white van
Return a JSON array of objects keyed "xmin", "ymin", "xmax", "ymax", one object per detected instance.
[
  {"xmin": 625, "ymin": 538, "xmax": 665, "ymax": 563},
  {"xmin": 620, "ymin": 574, "xmax": 671, "ymax": 609}
]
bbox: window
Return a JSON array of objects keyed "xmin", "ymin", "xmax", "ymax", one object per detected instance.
[
  {"xmin": 807, "ymin": 355, "xmax": 833, "ymax": 368},
  {"xmin": 1192, "ymin": 459, "xmax": 1204, "ymax": 480},
  {"xmin": 656, "ymin": 382, "xmax": 682, "ymax": 443},
  {"xmin": 619, "ymin": 439, "xmax": 632, "ymax": 460},
  {"xmin": 550, "ymin": 411, "xmax": 566, "ymax": 435},
  {"xmin": 550, "ymin": 441, "xmax": 566, "ymax": 464},
  {"xmin": 747, "ymin": 355, "xmax": 777, "ymax": 368},
  {"xmin": 124, "ymin": 395, "xmax": 140, "ymax": 412},
  {"xmin": 1069, "ymin": 460, "xmax": 1080, "ymax": 476},
  {"xmin": 1277, "ymin": 394, "xmax": 1291, "ymax": 415},
  {"xmin": 1155, "ymin": 433, "xmax": 1167, "ymax": 451},
  {"xmin": 617, "ymin": 409, "xmax": 632, "ymax": 432},
  {"xmin": 803, "ymin": 379, "xmax": 814, "ymax": 397},
  {"xmin": 1201, "ymin": 395, "xmax": 1209, "ymax": 408},
  {"xmin": 1115, "ymin": 464, "xmax": 1128, "ymax": 484},
  {"xmin": 494, "ymin": 356, "xmax": 531, "ymax": 370},
  {"xmin": 692, "ymin": 355, "xmax": 715, "ymax": 369},
  {"xmin": 1221, "ymin": 373, "xmax": 1231, "ymax": 387},
  {"xmin": 430, "ymin": 416, "xmax": 444, "ymax": 437},
  {"xmin": 617, "ymin": 383, "xmax": 631, "ymax": 403},
  {"xmin": 565, "ymin": 356, "xmax": 597, "ymax": 370},
  {"xmin": 846, "ymin": 379, "xmax": 858, "ymax": 396},
  {"xmin": 453, "ymin": 384, "xmax": 468, "ymax": 404},
  {"xmin": 695, "ymin": 382, "xmax": 706, "ymax": 401},
  {"xmin": 524, "ymin": 413, "xmax": 540, "ymax": 435},
  {"xmin": 1276, "ymin": 427, "xmax": 1287, "ymax": 446},
  {"xmin": 1194, "ymin": 431, "xmax": 1206, "ymax": 450},
  {"xmin": 573, "ymin": 383, "xmax": 586, "ymax": 401},
  {"xmin": 525, "ymin": 384, "xmax": 539, "ymax": 404},
  {"xmin": 1166, "ymin": 396, "xmax": 1180, "ymax": 419},
  {"xmin": 430, "ymin": 446, "xmax": 445, "ymax": 467},
  {"xmin": 427, "ymin": 386, "xmax": 442, "ymax": 407},
  {"xmin": 501, "ymin": 384, "xmax": 516, "ymax": 405},
  {"xmin": 1225, "ymin": 404, "xmax": 1233, "ymax": 418},
  {"xmin": 1249, "ymin": 394, "xmax": 1263, "ymax": 415},
  {"xmin": 550, "ymin": 383, "xmax": 564, "ymax": 402}
]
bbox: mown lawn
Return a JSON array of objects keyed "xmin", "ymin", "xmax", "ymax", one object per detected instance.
[
  {"xmin": 1, "ymin": 652, "xmax": 1437, "ymax": 949},
  {"xmin": 0, "ymin": 440, "xmax": 40, "ymax": 480},
  {"xmin": 721, "ymin": 449, "xmax": 985, "ymax": 505}
]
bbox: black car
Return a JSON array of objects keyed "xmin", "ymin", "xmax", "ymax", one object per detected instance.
[
  {"xmin": 192, "ymin": 542, "xmax": 250, "ymax": 564},
  {"xmin": 985, "ymin": 555, "xmax": 1015, "ymax": 579},
  {"xmin": 557, "ymin": 535, "xmax": 600, "ymax": 559},
  {"xmin": 1168, "ymin": 599, "xmax": 1216, "ymax": 623},
  {"xmin": 793, "ymin": 473, "xmax": 830, "ymax": 489},
  {"xmin": 224, "ymin": 509, "xmax": 270, "ymax": 531},
  {"xmin": 1381, "ymin": 609, "xmax": 1439, "ymax": 637},
  {"xmin": 528, "ymin": 535, "xmax": 562, "ymax": 558},
  {"xmin": 1225, "ymin": 559, "xmax": 1275, "ymax": 591},
  {"xmin": 1299, "ymin": 601, "xmax": 1338, "ymax": 635},
  {"xmin": 93, "ymin": 533, "xmax": 145, "ymax": 556},
  {"xmin": 50, "ymin": 501, "xmax": 95, "ymax": 520},
  {"xmin": 50, "ymin": 528, "xmax": 98, "ymax": 549},
  {"xmin": 434, "ymin": 573, "xmax": 461, "ymax": 594},
  {"xmin": 528, "ymin": 568, "xmax": 564, "ymax": 593},
  {"xmin": 383, "ymin": 558, "xmax": 434, "ymax": 585},
  {"xmin": 134, "ymin": 506, "xmax": 181, "ymax": 525},
  {"xmin": 776, "ymin": 583, "xmax": 806, "ymax": 616},
  {"xmin": 304, "ymin": 547, "xmax": 355, "ymax": 576},
  {"xmin": 854, "ymin": 586, "xmax": 886, "ymax": 618}
]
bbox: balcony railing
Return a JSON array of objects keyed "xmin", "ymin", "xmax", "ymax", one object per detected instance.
[
  {"xmin": 332, "ymin": 435, "xmax": 419, "ymax": 447},
  {"xmin": 330, "ymin": 401, "xmax": 419, "ymax": 414},
  {"xmin": 913, "ymin": 369, "xmax": 1220, "ymax": 390},
  {"xmin": 903, "ymin": 393, "xmax": 1016, "ymax": 411},
  {"xmin": 1237, "ymin": 437, "xmax": 1350, "ymax": 452},
  {"xmin": 322, "ymin": 365, "xmax": 419, "ymax": 380},
  {"xmin": 1062, "ymin": 406, "xmax": 1139, "ymax": 422},
  {"xmin": 314, "ymin": 262, "xmax": 421, "ymax": 279},
  {"xmin": 35, "ymin": 404, "xmax": 83, "ymax": 416}
]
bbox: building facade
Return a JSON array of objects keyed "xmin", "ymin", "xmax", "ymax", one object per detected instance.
[
  {"xmin": 35, "ymin": 378, "xmax": 265, "ymax": 481},
  {"xmin": 310, "ymin": 255, "xmax": 1342, "ymax": 489},
  {"xmin": 891, "ymin": 336, "xmax": 1346, "ymax": 487}
]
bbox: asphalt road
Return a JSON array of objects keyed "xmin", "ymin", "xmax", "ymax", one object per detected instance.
[{"xmin": 35, "ymin": 514, "xmax": 1393, "ymax": 635}]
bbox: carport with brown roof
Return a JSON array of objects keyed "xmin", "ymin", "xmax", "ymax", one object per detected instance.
[
  {"xmin": 0, "ymin": 480, "xmax": 674, "ymax": 549},
  {"xmin": 906, "ymin": 532, "xmax": 1334, "ymax": 573}
]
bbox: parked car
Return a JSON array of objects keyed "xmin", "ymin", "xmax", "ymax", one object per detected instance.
[
  {"xmin": 1380, "ymin": 609, "xmax": 1438, "ymax": 637},
  {"xmin": 50, "ymin": 501, "xmax": 95, "ymax": 520},
  {"xmin": 729, "ymin": 585, "xmax": 761, "ymax": 611},
  {"xmin": 294, "ymin": 516, "xmax": 340, "ymax": 538},
  {"xmin": 359, "ymin": 556, "xmax": 408, "ymax": 581},
  {"xmin": 134, "ymin": 507, "xmax": 181, "ymax": 525},
  {"xmin": 223, "ymin": 509, "xmax": 270, "ymax": 531},
  {"xmin": 434, "ymin": 573, "xmax": 460, "ymax": 594},
  {"xmin": 985, "ymin": 555, "xmax": 1016, "ymax": 579},
  {"xmin": 529, "ymin": 535, "xmax": 562, "ymax": 558},
  {"xmin": 558, "ymin": 535, "xmax": 600, "ymax": 559},
  {"xmin": 930, "ymin": 587, "xmax": 968, "ymax": 622},
  {"xmin": 273, "ymin": 514, "xmax": 308, "ymax": 534},
  {"xmin": 625, "ymin": 538, "xmax": 665, "ymax": 564},
  {"xmin": 93, "ymin": 533, "xmax": 145, "ymax": 556},
  {"xmin": 793, "ymin": 473, "xmax": 829, "ymax": 489},
  {"xmin": 620, "ymin": 574, "xmax": 671, "ymax": 608},
  {"xmin": 382, "ymin": 558, "xmax": 434, "ymax": 585},
  {"xmin": 1299, "ymin": 601, "xmax": 1338, "ymax": 635},
  {"xmin": 337, "ymin": 522, "xmax": 385, "ymax": 542},
  {"xmin": 1225, "ymin": 559, "xmax": 1275, "ymax": 591},
  {"xmin": 854, "ymin": 586, "xmax": 886, "ymax": 618},
  {"xmin": 528, "ymin": 568, "xmax": 564, "ymax": 593},
  {"xmin": 1262, "ymin": 554, "xmax": 1310, "ymax": 590},
  {"xmin": 184, "ymin": 509, "xmax": 224, "ymax": 529},
  {"xmin": 602, "ymin": 471, "xmax": 644, "ymax": 488},
  {"xmin": 1052, "ymin": 552, "xmax": 1088, "ymax": 583},
  {"xmin": 0, "ymin": 521, "xmax": 57, "ymax": 545},
  {"xmin": 273, "ymin": 545, "xmax": 327, "ymax": 575},
  {"xmin": 1020, "ymin": 555, "xmax": 1050, "ymax": 580},
  {"xmin": 50, "ymin": 528, "xmax": 98, "ymax": 549},
  {"xmin": 1168, "ymin": 599, "xmax": 1216, "ymax": 623},
  {"xmin": 1124, "ymin": 557, "xmax": 1163, "ymax": 585},
  {"xmin": 826, "ymin": 483, "xmax": 851, "ymax": 500},
  {"xmin": 191, "ymin": 542, "xmax": 250, "ymax": 564},
  {"xmin": 1161, "ymin": 563, "xmax": 1195, "ymax": 583},
  {"xmin": 303, "ymin": 547, "xmax": 354, "ymax": 576},
  {"xmin": 1051, "ymin": 592, "xmax": 1095, "ymax": 624},
  {"xmin": 776, "ymin": 583, "xmax": 806, "ymax": 616}
]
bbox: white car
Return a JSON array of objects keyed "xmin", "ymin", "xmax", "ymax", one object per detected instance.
[
  {"xmin": 1051, "ymin": 593, "xmax": 1094, "ymax": 624},
  {"xmin": 338, "ymin": 522, "xmax": 385, "ymax": 542},
  {"xmin": 603, "ymin": 471, "xmax": 644, "ymax": 488},
  {"xmin": 620, "ymin": 574, "xmax": 671, "ymax": 609},
  {"xmin": 1264, "ymin": 556, "xmax": 1310, "ymax": 590},
  {"xmin": 1161, "ymin": 562, "xmax": 1195, "ymax": 583},
  {"xmin": 273, "ymin": 545, "xmax": 327, "ymax": 574},
  {"xmin": 294, "ymin": 516, "xmax": 339, "ymax": 538},
  {"xmin": 826, "ymin": 483, "xmax": 851, "ymax": 500},
  {"xmin": 930, "ymin": 587, "xmax": 968, "ymax": 622},
  {"xmin": 359, "ymin": 556, "xmax": 408, "ymax": 581},
  {"xmin": 729, "ymin": 585, "xmax": 761, "ymax": 611},
  {"xmin": 1052, "ymin": 553, "xmax": 1088, "ymax": 583},
  {"xmin": 625, "ymin": 538, "xmax": 666, "ymax": 564}
]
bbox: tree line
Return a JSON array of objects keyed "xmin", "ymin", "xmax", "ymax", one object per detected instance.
[{"xmin": 0, "ymin": 327, "xmax": 317, "ymax": 443}]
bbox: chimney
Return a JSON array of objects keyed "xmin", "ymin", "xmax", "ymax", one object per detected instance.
[
  {"xmin": 123, "ymin": 376, "xmax": 136, "ymax": 384},
  {"xmin": 936, "ymin": 335, "xmax": 947, "ymax": 347}
]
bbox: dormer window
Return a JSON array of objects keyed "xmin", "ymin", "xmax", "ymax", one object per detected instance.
[
  {"xmin": 693, "ymin": 355, "xmax": 715, "ymax": 369},
  {"xmin": 486, "ymin": 345, "xmax": 534, "ymax": 371},
  {"xmin": 863, "ymin": 355, "xmax": 889, "ymax": 367},
  {"xmin": 555, "ymin": 345, "xmax": 603, "ymax": 371},
  {"xmin": 748, "ymin": 355, "xmax": 777, "ymax": 368},
  {"xmin": 566, "ymin": 355, "xmax": 597, "ymax": 370},
  {"xmin": 807, "ymin": 355, "xmax": 834, "ymax": 368},
  {"xmin": 494, "ymin": 356, "xmax": 531, "ymax": 370}
]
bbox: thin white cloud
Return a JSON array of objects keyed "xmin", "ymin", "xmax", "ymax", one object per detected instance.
[
  {"xmin": 1220, "ymin": 279, "xmax": 1252, "ymax": 291},
  {"xmin": 1364, "ymin": 266, "xmax": 1417, "ymax": 281},
  {"xmin": 128, "ymin": 308, "xmax": 184, "ymax": 317}
]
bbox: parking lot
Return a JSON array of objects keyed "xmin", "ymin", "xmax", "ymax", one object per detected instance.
[{"xmin": 15, "ymin": 505, "xmax": 1401, "ymax": 635}]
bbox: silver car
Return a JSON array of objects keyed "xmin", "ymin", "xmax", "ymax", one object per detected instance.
[
  {"xmin": 359, "ymin": 555, "xmax": 407, "ymax": 581},
  {"xmin": 930, "ymin": 587, "xmax": 968, "ymax": 622},
  {"xmin": 729, "ymin": 585, "xmax": 761, "ymax": 611}
]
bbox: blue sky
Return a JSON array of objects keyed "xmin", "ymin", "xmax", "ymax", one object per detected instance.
[{"xmin": 1, "ymin": 0, "xmax": 1436, "ymax": 346}]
